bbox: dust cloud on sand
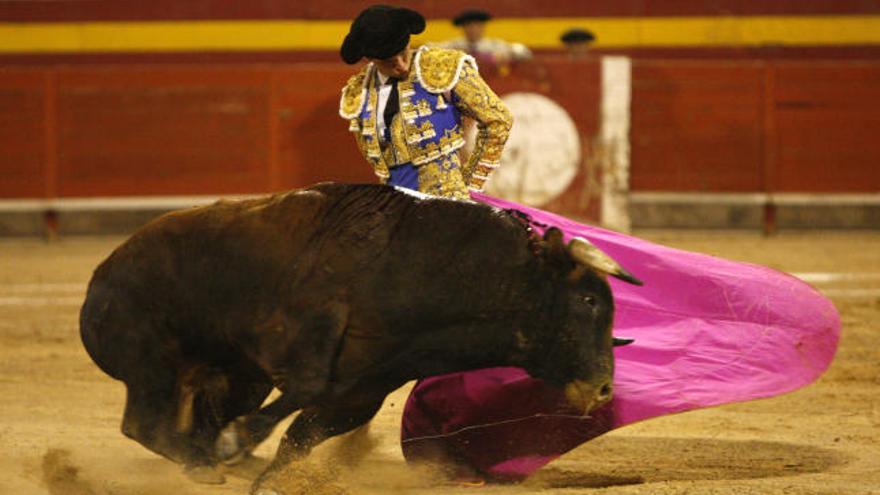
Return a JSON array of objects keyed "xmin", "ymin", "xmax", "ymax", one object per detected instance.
[
  {"xmin": 259, "ymin": 423, "xmax": 455, "ymax": 495},
  {"xmin": 1, "ymin": 233, "xmax": 879, "ymax": 494},
  {"xmin": 41, "ymin": 449, "xmax": 97, "ymax": 495}
]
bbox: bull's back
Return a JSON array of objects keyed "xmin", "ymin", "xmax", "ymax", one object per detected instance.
[{"xmin": 79, "ymin": 183, "xmax": 532, "ymax": 379}]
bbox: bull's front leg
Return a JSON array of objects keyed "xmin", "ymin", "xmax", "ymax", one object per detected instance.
[
  {"xmin": 251, "ymin": 398, "xmax": 385, "ymax": 495},
  {"xmin": 214, "ymin": 391, "xmax": 304, "ymax": 464},
  {"xmin": 217, "ymin": 300, "xmax": 351, "ymax": 465}
]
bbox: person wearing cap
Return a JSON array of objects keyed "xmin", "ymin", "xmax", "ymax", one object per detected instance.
[
  {"xmin": 339, "ymin": 5, "xmax": 513, "ymax": 200},
  {"xmin": 443, "ymin": 9, "xmax": 532, "ymax": 67},
  {"xmin": 560, "ymin": 28, "xmax": 596, "ymax": 58}
]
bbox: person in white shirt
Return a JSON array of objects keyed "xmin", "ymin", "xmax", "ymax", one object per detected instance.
[{"xmin": 442, "ymin": 9, "xmax": 532, "ymax": 68}]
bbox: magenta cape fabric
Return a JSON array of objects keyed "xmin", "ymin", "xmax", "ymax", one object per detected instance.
[{"xmin": 399, "ymin": 194, "xmax": 840, "ymax": 481}]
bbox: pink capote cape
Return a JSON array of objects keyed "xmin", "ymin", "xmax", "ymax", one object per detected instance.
[{"xmin": 400, "ymin": 193, "xmax": 840, "ymax": 480}]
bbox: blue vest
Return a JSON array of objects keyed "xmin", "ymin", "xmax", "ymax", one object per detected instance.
[{"xmin": 340, "ymin": 46, "xmax": 474, "ymax": 179}]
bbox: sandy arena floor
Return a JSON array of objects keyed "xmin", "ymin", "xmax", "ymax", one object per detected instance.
[{"xmin": 1, "ymin": 231, "xmax": 878, "ymax": 495}]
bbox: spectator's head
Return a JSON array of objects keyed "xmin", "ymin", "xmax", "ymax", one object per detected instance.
[
  {"xmin": 453, "ymin": 9, "xmax": 492, "ymax": 43},
  {"xmin": 340, "ymin": 5, "xmax": 426, "ymax": 67},
  {"xmin": 560, "ymin": 28, "xmax": 596, "ymax": 57}
]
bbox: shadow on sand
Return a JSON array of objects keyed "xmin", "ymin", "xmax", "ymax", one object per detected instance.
[
  {"xmin": 83, "ymin": 435, "xmax": 842, "ymax": 494},
  {"xmin": 525, "ymin": 436, "xmax": 846, "ymax": 490}
]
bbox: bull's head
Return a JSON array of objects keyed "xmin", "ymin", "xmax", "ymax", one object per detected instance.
[
  {"xmin": 119, "ymin": 362, "xmax": 270, "ymax": 466},
  {"xmin": 523, "ymin": 227, "xmax": 640, "ymax": 415}
]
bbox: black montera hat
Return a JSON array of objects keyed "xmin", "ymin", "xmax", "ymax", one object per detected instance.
[
  {"xmin": 560, "ymin": 28, "xmax": 596, "ymax": 44},
  {"xmin": 340, "ymin": 5, "xmax": 426, "ymax": 64},
  {"xmin": 452, "ymin": 9, "xmax": 491, "ymax": 26}
]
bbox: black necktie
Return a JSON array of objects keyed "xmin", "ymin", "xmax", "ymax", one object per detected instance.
[{"xmin": 383, "ymin": 78, "xmax": 400, "ymax": 132}]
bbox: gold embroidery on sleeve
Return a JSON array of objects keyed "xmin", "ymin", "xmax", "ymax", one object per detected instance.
[{"xmin": 451, "ymin": 60, "xmax": 513, "ymax": 188}]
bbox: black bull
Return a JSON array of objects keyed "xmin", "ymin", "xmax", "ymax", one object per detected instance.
[{"xmin": 79, "ymin": 183, "xmax": 639, "ymax": 486}]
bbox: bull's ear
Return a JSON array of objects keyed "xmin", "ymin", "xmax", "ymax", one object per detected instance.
[
  {"xmin": 543, "ymin": 227, "xmax": 564, "ymax": 244},
  {"xmin": 542, "ymin": 227, "xmax": 568, "ymax": 262}
]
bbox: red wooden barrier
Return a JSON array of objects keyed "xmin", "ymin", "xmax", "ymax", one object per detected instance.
[
  {"xmin": 629, "ymin": 59, "xmax": 880, "ymax": 193},
  {"xmin": 630, "ymin": 61, "xmax": 766, "ymax": 192},
  {"xmin": 0, "ymin": 70, "xmax": 48, "ymax": 198},
  {"xmin": 772, "ymin": 62, "xmax": 880, "ymax": 192},
  {"xmin": 1, "ymin": 58, "xmax": 878, "ymax": 205},
  {"xmin": 55, "ymin": 67, "xmax": 274, "ymax": 196},
  {"xmin": 0, "ymin": 59, "xmax": 602, "ymax": 205}
]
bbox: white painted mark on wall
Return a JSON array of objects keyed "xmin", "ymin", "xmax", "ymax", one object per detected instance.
[{"xmin": 600, "ymin": 56, "xmax": 632, "ymax": 233}]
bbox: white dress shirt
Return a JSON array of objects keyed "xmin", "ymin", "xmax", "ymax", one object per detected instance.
[{"xmin": 375, "ymin": 71, "xmax": 394, "ymax": 142}]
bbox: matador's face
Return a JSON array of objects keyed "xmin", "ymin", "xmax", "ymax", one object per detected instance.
[{"xmin": 369, "ymin": 47, "xmax": 413, "ymax": 79}]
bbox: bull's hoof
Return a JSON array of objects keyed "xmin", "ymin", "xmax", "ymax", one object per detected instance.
[
  {"xmin": 215, "ymin": 420, "xmax": 247, "ymax": 463},
  {"xmin": 184, "ymin": 464, "xmax": 225, "ymax": 484},
  {"xmin": 222, "ymin": 450, "xmax": 254, "ymax": 467}
]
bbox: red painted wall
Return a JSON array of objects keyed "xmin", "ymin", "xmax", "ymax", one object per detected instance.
[
  {"xmin": 1, "ymin": 0, "xmax": 874, "ymax": 21},
  {"xmin": 2, "ymin": 1, "xmax": 876, "ymax": 66}
]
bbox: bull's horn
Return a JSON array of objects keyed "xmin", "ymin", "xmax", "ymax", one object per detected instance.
[
  {"xmin": 176, "ymin": 386, "xmax": 195, "ymax": 434},
  {"xmin": 567, "ymin": 237, "xmax": 643, "ymax": 286},
  {"xmin": 613, "ymin": 337, "xmax": 635, "ymax": 347}
]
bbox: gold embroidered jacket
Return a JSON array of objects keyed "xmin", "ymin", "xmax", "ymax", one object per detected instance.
[{"xmin": 339, "ymin": 45, "xmax": 512, "ymax": 196}]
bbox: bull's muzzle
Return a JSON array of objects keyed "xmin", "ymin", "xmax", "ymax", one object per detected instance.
[{"xmin": 564, "ymin": 379, "xmax": 613, "ymax": 415}]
